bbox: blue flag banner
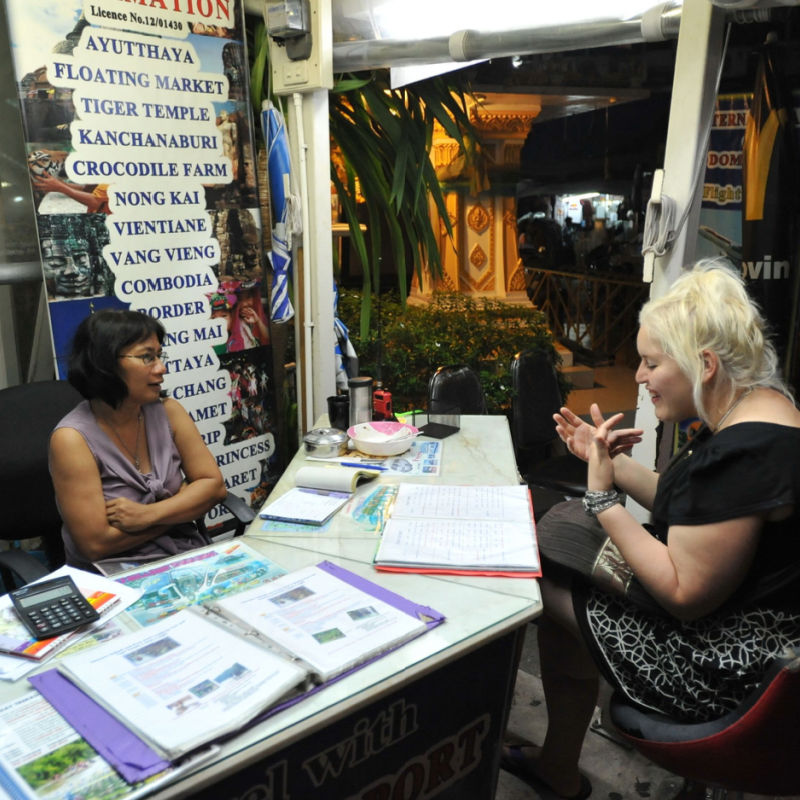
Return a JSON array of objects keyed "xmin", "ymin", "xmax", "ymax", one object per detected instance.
[
  {"xmin": 333, "ymin": 281, "xmax": 357, "ymax": 391},
  {"xmin": 262, "ymin": 100, "xmax": 296, "ymax": 323}
]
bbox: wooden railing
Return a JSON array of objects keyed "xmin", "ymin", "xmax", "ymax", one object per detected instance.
[{"xmin": 523, "ymin": 267, "xmax": 649, "ymax": 363}]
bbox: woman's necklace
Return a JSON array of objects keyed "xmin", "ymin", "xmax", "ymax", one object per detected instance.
[
  {"xmin": 108, "ymin": 412, "xmax": 143, "ymax": 471},
  {"xmin": 713, "ymin": 387, "xmax": 753, "ymax": 432}
]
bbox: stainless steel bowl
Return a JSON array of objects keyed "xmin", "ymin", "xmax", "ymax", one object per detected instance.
[{"xmin": 303, "ymin": 427, "xmax": 348, "ymax": 458}]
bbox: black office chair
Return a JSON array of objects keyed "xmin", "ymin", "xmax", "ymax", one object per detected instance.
[
  {"xmin": 0, "ymin": 380, "xmax": 82, "ymax": 590},
  {"xmin": 510, "ymin": 350, "xmax": 587, "ymax": 518},
  {"xmin": 609, "ymin": 646, "xmax": 800, "ymax": 797},
  {"xmin": 198, "ymin": 491, "xmax": 255, "ymax": 540},
  {"xmin": 428, "ymin": 365, "xmax": 488, "ymax": 415},
  {"xmin": 0, "ymin": 380, "xmax": 254, "ymax": 593}
]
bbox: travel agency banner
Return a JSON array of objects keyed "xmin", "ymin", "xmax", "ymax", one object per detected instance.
[
  {"xmin": 6, "ymin": 0, "xmax": 281, "ymax": 523},
  {"xmin": 700, "ymin": 80, "xmax": 800, "ymax": 385}
]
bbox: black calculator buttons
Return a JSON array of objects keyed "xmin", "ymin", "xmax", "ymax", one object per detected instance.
[{"xmin": 10, "ymin": 575, "xmax": 101, "ymax": 640}]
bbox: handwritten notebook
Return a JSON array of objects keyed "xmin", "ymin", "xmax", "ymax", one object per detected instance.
[{"xmin": 374, "ymin": 484, "xmax": 541, "ymax": 577}]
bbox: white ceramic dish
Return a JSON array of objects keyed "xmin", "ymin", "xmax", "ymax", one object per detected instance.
[{"xmin": 347, "ymin": 421, "xmax": 419, "ymax": 457}]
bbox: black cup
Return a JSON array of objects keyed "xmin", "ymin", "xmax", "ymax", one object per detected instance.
[{"xmin": 327, "ymin": 395, "xmax": 350, "ymax": 431}]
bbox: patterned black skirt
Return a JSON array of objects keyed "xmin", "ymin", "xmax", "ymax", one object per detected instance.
[{"xmin": 574, "ymin": 584, "xmax": 800, "ymax": 722}]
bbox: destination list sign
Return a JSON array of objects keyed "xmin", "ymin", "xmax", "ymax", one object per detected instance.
[{"xmin": 9, "ymin": 0, "xmax": 279, "ymax": 519}]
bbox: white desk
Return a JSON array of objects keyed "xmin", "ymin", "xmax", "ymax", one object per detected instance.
[
  {"xmin": 251, "ymin": 415, "xmax": 534, "ymax": 595},
  {"xmin": 291, "ymin": 414, "xmax": 522, "ymax": 487},
  {"xmin": 149, "ymin": 539, "xmax": 540, "ymax": 799},
  {"xmin": 157, "ymin": 415, "xmax": 540, "ymax": 799},
  {"xmin": 8, "ymin": 416, "xmax": 541, "ymax": 800}
]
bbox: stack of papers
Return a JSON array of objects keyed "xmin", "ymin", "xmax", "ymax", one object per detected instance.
[{"xmin": 0, "ymin": 566, "xmax": 141, "ymax": 682}]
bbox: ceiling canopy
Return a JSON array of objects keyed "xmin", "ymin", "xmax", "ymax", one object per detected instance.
[{"xmin": 330, "ymin": 0, "xmax": 683, "ymax": 78}]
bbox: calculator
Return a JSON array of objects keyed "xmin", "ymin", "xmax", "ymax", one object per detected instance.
[{"xmin": 10, "ymin": 575, "xmax": 100, "ymax": 640}]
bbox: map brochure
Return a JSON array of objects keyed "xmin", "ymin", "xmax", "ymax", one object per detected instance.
[{"xmin": 113, "ymin": 539, "xmax": 287, "ymax": 629}]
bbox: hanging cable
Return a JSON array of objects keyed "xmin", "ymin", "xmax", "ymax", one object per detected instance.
[{"xmin": 641, "ymin": 190, "xmax": 678, "ymax": 257}]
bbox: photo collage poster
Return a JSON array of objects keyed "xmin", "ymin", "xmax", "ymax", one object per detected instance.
[{"xmin": 5, "ymin": 0, "xmax": 282, "ymax": 522}]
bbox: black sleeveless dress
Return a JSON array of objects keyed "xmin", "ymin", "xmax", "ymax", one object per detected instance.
[{"xmin": 574, "ymin": 422, "xmax": 800, "ymax": 722}]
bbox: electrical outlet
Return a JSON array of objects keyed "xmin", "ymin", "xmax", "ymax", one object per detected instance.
[
  {"xmin": 269, "ymin": 0, "xmax": 332, "ymax": 95},
  {"xmin": 283, "ymin": 60, "xmax": 308, "ymax": 86}
]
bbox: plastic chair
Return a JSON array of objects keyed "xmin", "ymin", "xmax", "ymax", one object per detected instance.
[
  {"xmin": 428, "ymin": 365, "xmax": 488, "ymax": 415},
  {"xmin": 510, "ymin": 350, "xmax": 587, "ymax": 508},
  {"xmin": 608, "ymin": 646, "xmax": 800, "ymax": 797},
  {"xmin": 0, "ymin": 380, "xmax": 254, "ymax": 592}
]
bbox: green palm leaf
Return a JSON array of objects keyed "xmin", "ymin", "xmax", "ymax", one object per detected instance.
[{"xmin": 249, "ymin": 32, "xmax": 486, "ymax": 333}]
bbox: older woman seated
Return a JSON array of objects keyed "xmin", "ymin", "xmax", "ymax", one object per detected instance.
[{"xmin": 49, "ymin": 309, "xmax": 227, "ymax": 571}]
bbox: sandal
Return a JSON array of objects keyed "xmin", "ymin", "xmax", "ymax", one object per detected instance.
[{"xmin": 500, "ymin": 744, "xmax": 592, "ymax": 800}]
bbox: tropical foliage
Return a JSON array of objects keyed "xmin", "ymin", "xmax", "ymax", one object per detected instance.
[
  {"xmin": 246, "ymin": 20, "xmax": 485, "ymax": 337},
  {"xmin": 337, "ymin": 290, "xmax": 567, "ymax": 415},
  {"xmin": 328, "ymin": 72, "xmax": 484, "ymax": 336}
]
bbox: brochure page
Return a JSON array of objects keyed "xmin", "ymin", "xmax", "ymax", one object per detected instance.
[
  {"xmin": 215, "ymin": 564, "xmax": 427, "ymax": 682},
  {"xmin": 0, "ymin": 689, "xmax": 209, "ymax": 800},
  {"xmin": 57, "ymin": 609, "xmax": 307, "ymax": 760},
  {"xmin": 307, "ymin": 439, "xmax": 443, "ymax": 476}
]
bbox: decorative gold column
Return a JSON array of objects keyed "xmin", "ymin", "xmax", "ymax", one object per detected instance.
[{"xmin": 413, "ymin": 95, "xmax": 540, "ymax": 304}]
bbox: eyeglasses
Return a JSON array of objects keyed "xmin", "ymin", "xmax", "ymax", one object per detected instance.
[{"xmin": 119, "ymin": 350, "xmax": 167, "ymax": 366}]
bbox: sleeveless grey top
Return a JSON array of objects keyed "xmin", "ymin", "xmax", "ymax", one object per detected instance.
[{"xmin": 53, "ymin": 399, "xmax": 205, "ymax": 570}]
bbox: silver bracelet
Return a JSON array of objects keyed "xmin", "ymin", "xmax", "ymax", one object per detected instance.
[{"xmin": 583, "ymin": 489, "xmax": 621, "ymax": 516}]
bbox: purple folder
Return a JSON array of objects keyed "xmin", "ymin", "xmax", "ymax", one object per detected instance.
[
  {"xmin": 30, "ymin": 561, "xmax": 445, "ymax": 783},
  {"xmin": 29, "ymin": 669, "xmax": 169, "ymax": 783}
]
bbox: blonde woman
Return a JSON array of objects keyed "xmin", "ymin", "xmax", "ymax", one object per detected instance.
[{"xmin": 503, "ymin": 259, "xmax": 800, "ymax": 799}]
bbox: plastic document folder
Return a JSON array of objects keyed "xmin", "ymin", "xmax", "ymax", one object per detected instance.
[{"xmin": 30, "ymin": 561, "xmax": 444, "ymax": 781}]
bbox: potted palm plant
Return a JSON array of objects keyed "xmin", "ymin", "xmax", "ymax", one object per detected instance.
[{"xmin": 247, "ymin": 18, "xmax": 485, "ymax": 337}]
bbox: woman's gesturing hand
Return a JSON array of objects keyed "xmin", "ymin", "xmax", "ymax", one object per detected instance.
[
  {"xmin": 588, "ymin": 403, "xmax": 627, "ymax": 491},
  {"xmin": 553, "ymin": 405, "xmax": 643, "ymax": 462}
]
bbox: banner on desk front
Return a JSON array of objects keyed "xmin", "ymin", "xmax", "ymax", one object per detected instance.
[{"xmin": 5, "ymin": 0, "xmax": 281, "ymax": 520}]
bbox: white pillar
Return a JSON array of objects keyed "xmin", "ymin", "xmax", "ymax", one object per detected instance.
[
  {"xmin": 300, "ymin": 89, "xmax": 337, "ymax": 427},
  {"xmin": 268, "ymin": 0, "xmax": 336, "ymax": 434},
  {"xmin": 628, "ymin": 0, "xmax": 727, "ymax": 520}
]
